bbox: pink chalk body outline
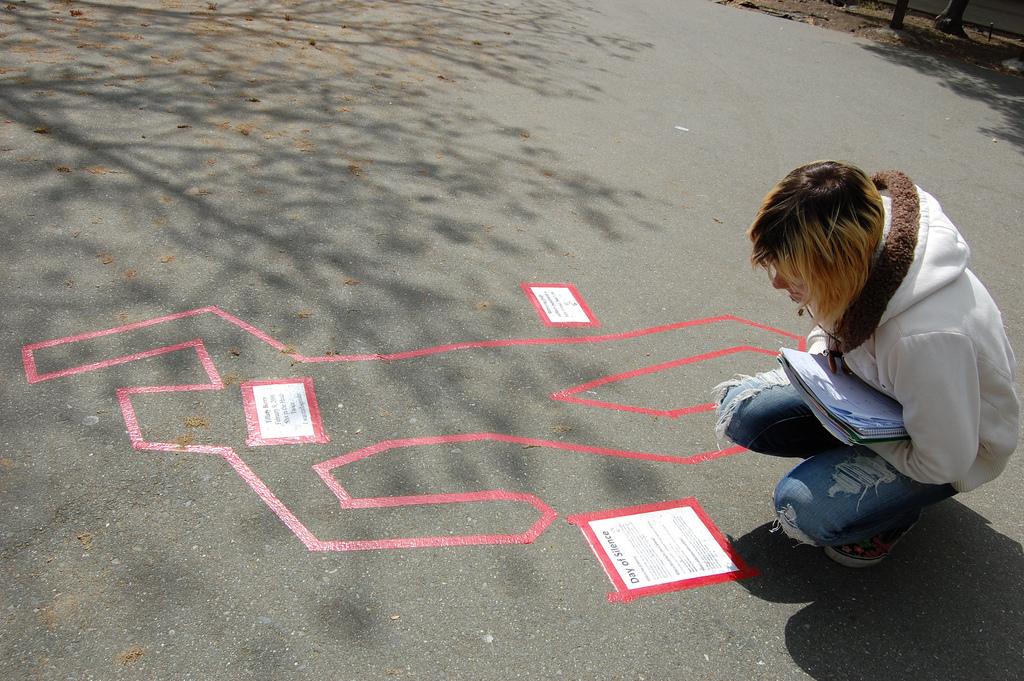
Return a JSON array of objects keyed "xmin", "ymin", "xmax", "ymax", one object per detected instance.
[
  {"xmin": 551, "ymin": 345, "xmax": 778, "ymax": 418},
  {"xmin": 521, "ymin": 282, "xmax": 600, "ymax": 327},
  {"xmin": 567, "ymin": 498, "xmax": 759, "ymax": 603},
  {"xmin": 241, "ymin": 377, "xmax": 329, "ymax": 447},
  {"xmin": 22, "ymin": 305, "xmax": 803, "ymax": 553}
]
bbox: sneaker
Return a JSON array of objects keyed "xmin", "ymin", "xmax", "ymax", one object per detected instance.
[{"xmin": 824, "ymin": 524, "xmax": 913, "ymax": 568}]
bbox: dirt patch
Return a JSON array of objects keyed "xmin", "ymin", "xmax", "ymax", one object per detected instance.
[
  {"xmin": 116, "ymin": 645, "xmax": 144, "ymax": 665},
  {"xmin": 717, "ymin": 0, "xmax": 1023, "ymax": 75}
]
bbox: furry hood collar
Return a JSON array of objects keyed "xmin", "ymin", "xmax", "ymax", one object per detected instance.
[{"xmin": 831, "ymin": 171, "xmax": 920, "ymax": 354}]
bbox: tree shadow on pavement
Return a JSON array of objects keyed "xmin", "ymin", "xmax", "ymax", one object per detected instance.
[
  {"xmin": 1, "ymin": 0, "xmax": 660, "ymax": 353},
  {"xmin": 2, "ymin": 2, "xmax": 665, "ymax": 672},
  {"xmin": 858, "ymin": 41, "xmax": 1024, "ymax": 154},
  {"xmin": 731, "ymin": 499, "xmax": 1024, "ymax": 681},
  {"xmin": 1, "ymin": 0, "xmax": 663, "ymax": 512}
]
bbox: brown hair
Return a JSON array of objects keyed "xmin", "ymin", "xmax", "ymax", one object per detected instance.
[{"xmin": 747, "ymin": 161, "xmax": 885, "ymax": 325}]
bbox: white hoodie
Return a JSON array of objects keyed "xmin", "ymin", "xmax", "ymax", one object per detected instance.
[{"xmin": 807, "ymin": 188, "xmax": 1020, "ymax": 492}]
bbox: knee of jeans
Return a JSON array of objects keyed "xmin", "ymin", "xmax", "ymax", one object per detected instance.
[
  {"xmin": 773, "ymin": 477, "xmax": 838, "ymax": 547},
  {"xmin": 712, "ymin": 368, "xmax": 788, "ymax": 447},
  {"xmin": 717, "ymin": 391, "xmax": 773, "ymax": 451},
  {"xmin": 723, "ymin": 410, "xmax": 758, "ymax": 450}
]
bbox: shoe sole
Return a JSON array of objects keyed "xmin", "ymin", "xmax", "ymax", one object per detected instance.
[{"xmin": 824, "ymin": 545, "xmax": 886, "ymax": 568}]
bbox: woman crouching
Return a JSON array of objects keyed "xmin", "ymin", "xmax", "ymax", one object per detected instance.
[{"xmin": 715, "ymin": 161, "xmax": 1019, "ymax": 567}]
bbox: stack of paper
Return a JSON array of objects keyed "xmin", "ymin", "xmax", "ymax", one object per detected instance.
[{"xmin": 778, "ymin": 347, "xmax": 909, "ymax": 445}]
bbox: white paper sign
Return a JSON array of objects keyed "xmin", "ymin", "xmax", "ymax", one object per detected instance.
[
  {"xmin": 530, "ymin": 286, "xmax": 590, "ymax": 324},
  {"xmin": 251, "ymin": 382, "xmax": 315, "ymax": 440},
  {"xmin": 589, "ymin": 506, "xmax": 739, "ymax": 588}
]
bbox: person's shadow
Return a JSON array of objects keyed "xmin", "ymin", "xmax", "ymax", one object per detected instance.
[{"xmin": 730, "ymin": 499, "xmax": 1024, "ymax": 680}]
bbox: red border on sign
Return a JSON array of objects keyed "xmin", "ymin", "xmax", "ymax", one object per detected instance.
[
  {"xmin": 521, "ymin": 282, "xmax": 600, "ymax": 327},
  {"xmin": 567, "ymin": 498, "xmax": 757, "ymax": 603},
  {"xmin": 241, "ymin": 377, "xmax": 329, "ymax": 447}
]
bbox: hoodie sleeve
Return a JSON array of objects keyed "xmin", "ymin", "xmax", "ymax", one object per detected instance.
[
  {"xmin": 866, "ymin": 332, "xmax": 980, "ymax": 485},
  {"xmin": 806, "ymin": 325, "xmax": 829, "ymax": 354}
]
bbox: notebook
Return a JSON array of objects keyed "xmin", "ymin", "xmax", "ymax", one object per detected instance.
[{"xmin": 778, "ymin": 347, "xmax": 909, "ymax": 445}]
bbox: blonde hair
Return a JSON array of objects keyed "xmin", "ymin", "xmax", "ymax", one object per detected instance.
[{"xmin": 747, "ymin": 161, "xmax": 885, "ymax": 325}]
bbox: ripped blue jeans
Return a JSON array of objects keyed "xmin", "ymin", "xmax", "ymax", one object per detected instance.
[{"xmin": 715, "ymin": 368, "xmax": 957, "ymax": 546}]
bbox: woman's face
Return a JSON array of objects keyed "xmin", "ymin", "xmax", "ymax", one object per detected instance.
[{"xmin": 767, "ymin": 264, "xmax": 808, "ymax": 305}]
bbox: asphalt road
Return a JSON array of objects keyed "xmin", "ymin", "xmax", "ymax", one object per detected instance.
[{"xmin": 2, "ymin": 1, "xmax": 1022, "ymax": 679}]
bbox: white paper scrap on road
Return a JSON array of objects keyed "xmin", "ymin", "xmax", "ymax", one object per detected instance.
[
  {"xmin": 251, "ymin": 382, "xmax": 315, "ymax": 439},
  {"xmin": 529, "ymin": 285, "xmax": 591, "ymax": 324},
  {"xmin": 589, "ymin": 505, "xmax": 739, "ymax": 588}
]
